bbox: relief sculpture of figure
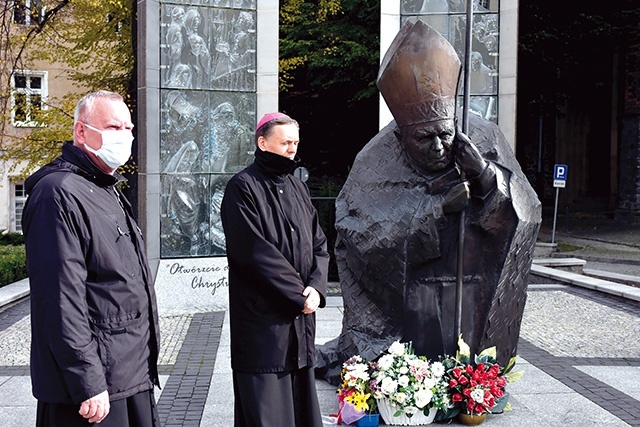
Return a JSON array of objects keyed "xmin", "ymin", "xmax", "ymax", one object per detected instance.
[
  {"xmin": 164, "ymin": 140, "xmax": 204, "ymax": 256},
  {"xmin": 206, "ymin": 102, "xmax": 252, "ymax": 173},
  {"xmin": 317, "ymin": 20, "xmax": 541, "ymax": 383},
  {"xmin": 165, "ymin": 6, "xmax": 187, "ymax": 85},
  {"xmin": 185, "ymin": 8, "xmax": 211, "ymax": 88}
]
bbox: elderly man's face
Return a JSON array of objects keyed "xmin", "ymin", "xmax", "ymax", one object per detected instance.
[{"xmin": 399, "ymin": 119, "xmax": 455, "ymax": 172}]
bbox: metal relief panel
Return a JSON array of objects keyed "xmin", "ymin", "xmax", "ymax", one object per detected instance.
[
  {"xmin": 161, "ymin": 89, "xmax": 208, "ymax": 172},
  {"xmin": 209, "ymin": 8, "xmax": 256, "ymax": 91},
  {"xmin": 205, "ymin": 92, "xmax": 255, "ymax": 174},
  {"xmin": 159, "ymin": 0, "xmax": 257, "ymax": 258},
  {"xmin": 401, "ymin": 1, "xmax": 499, "ymax": 122}
]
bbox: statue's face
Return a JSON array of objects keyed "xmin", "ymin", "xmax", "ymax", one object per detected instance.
[{"xmin": 399, "ymin": 119, "xmax": 455, "ymax": 172}]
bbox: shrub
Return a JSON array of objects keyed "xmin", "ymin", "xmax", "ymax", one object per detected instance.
[
  {"xmin": 0, "ymin": 231, "xmax": 25, "ymax": 246},
  {"xmin": 0, "ymin": 245, "xmax": 27, "ymax": 288}
]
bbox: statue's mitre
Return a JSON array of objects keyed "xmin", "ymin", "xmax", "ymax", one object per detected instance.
[{"xmin": 377, "ymin": 20, "xmax": 461, "ymax": 127}]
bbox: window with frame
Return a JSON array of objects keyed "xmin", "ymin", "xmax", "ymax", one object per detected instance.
[
  {"xmin": 11, "ymin": 181, "xmax": 27, "ymax": 233},
  {"xmin": 13, "ymin": 0, "xmax": 43, "ymax": 26},
  {"xmin": 11, "ymin": 71, "xmax": 47, "ymax": 127}
]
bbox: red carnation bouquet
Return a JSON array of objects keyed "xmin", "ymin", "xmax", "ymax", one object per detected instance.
[
  {"xmin": 447, "ymin": 361, "xmax": 507, "ymax": 414},
  {"xmin": 440, "ymin": 336, "xmax": 522, "ymax": 418}
]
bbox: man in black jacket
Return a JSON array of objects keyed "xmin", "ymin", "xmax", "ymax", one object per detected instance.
[
  {"xmin": 221, "ymin": 112, "xmax": 329, "ymax": 427},
  {"xmin": 22, "ymin": 91, "xmax": 161, "ymax": 426}
]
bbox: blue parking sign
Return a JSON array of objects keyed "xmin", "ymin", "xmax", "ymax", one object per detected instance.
[{"xmin": 553, "ymin": 164, "xmax": 568, "ymax": 188}]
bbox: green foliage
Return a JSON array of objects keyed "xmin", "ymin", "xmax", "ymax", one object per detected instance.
[
  {"xmin": 1, "ymin": 0, "xmax": 134, "ymax": 178},
  {"xmin": 0, "ymin": 245, "xmax": 27, "ymax": 288},
  {"xmin": 0, "ymin": 231, "xmax": 25, "ymax": 246},
  {"xmin": 279, "ymin": 0, "xmax": 380, "ymax": 102},
  {"xmin": 518, "ymin": 0, "xmax": 640, "ymax": 116},
  {"xmin": 279, "ymin": 0, "xmax": 381, "ymax": 180}
]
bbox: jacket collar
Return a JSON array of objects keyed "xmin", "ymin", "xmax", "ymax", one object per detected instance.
[
  {"xmin": 254, "ymin": 148, "xmax": 300, "ymax": 179},
  {"xmin": 60, "ymin": 141, "xmax": 124, "ymax": 187}
]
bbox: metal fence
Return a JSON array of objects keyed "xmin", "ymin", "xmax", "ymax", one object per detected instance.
[{"xmin": 310, "ymin": 197, "xmax": 338, "ymax": 281}]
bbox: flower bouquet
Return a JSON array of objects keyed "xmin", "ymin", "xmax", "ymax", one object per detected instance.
[
  {"xmin": 335, "ymin": 355, "xmax": 379, "ymax": 426},
  {"xmin": 369, "ymin": 341, "xmax": 451, "ymax": 425},
  {"xmin": 441, "ymin": 336, "xmax": 523, "ymax": 424}
]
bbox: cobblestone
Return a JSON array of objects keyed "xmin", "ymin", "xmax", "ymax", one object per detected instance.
[
  {"xmin": 0, "ymin": 313, "xmax": 194, "ymax": 367},
  {"xmin": 159, "ymin": 314, "xmax": 193, "ymax": 366},
  {"xmin": 521, "ymin": 288, "xmax": 640, "ymax": 358}
]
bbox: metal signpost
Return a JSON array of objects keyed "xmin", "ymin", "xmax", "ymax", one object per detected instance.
[{"xmin": 552, "ymin": 164, "xmax": 568, "ymax": 244}]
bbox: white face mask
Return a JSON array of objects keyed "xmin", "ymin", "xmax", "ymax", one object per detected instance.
[{"xmin": 83, "ymin": 123, "xmax": 134, "ymax": 169}]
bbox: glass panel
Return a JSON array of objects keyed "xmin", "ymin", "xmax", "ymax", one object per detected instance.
[
  {"xmin": 469, "ymin": 96, "xmax": 497, "ymax": 121},
  {"xmin": 15, "ymin": 183, "xmax": 25, "ymax": 198},
  {"xmin": 477, "ymin": 0, "xmax": 499, "ymax": 13},
  {"xmin": 206, "ymin": 175, "xmax": 230, "ymax": 256},
  {"xmin": 30, "ymin": 94, "xmax": 43, "ymax": 115},
  {"xmin": 160, "ymin": 172, "xmax": 204, "ymax": 257},
  {"xmin": 14, "ymin": 74, "xmax": 27, "ymax": 88},
  {"xmin": 402, "ymin": 0, "xmax": 450, "ymax": 14},
  {"xmin": 158, "ymin": 0, "xmax": 258, "ymax": 258},
  {"xmin": 31, "ymin": 0, "xmax": 42, "ymax": 23},
  {"xmin": 446, "ymin": 0, "xmax": 499, "ymax": 13},
  {"xmin": 160, "ymin": 5, "xmax": 256, "ymax": 91},
  {"xmin": 30, "ymin": 76, "xmax": 42, "ymax": 89},
  {"xmin": 160, "ymin": 173, "xmax": 230, "ymax": 258},
  {"xmin": 14, "ymin": 92, "xmax": 27, "ymax": 122},
  {"xmin": 210, "ymin": 8, "xmax": 256, "ymax": 91},
  {"xmin": 402, "ymin": 15, "xmax": 452, "ymax": 39},
  {"xmin": 160, "ymin": 89, "xmax": 208, "ymax": 173},
  {"xmin": 14, "ymin": 184, "xmax": 26, "ymax": 233},
  {"xmin": 13, "ymin": 0, "xmax": 26, "ymax": 25},
  {"xmin": 205, "ymin": 92, "xmax": 255, "ymax": 174}
]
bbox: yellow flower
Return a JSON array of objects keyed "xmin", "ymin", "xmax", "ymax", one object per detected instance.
[{"xmin": 345, "ymin": 392, "xmax": 371, "ymax": 412}]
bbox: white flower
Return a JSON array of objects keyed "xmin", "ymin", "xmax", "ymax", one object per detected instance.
[
  {"xmin": 470, "ymin": 388, "xmax": 485, "ymax": 403},
  {"xmin": 431, "ymin": 361, "xmax": 445, "ymax": 378},
  {"xmin": 395, "ymin": 392, "xmax": 407, "ymax": 404},
  {"xmin": 404, "ymin": 405, "xmax": 418, "ymax": 415},
  {"xmin": 389, "ymin": 341, "xmax": 406, "ymax": 356},
  {"xmin": 423, "ymin": 376, "xmax": 436, "ymax": 389},
  {"xmin": 398, "ymin": 375, "xmax": 410, "ymax": 387},
  {"xmin": 350, "ymin": 364, "xmax": 370, "ymax": 381},
  {"xmin": 414, "ymin": 388, "xmax": 434, "ymax": 409},
  {"xmin": 378, "ymin": 354, "xmax": 394, "ymax": 371},
  {"xmin": 381, "ymin": 377, "xmax": 398, "ymax": 395}
]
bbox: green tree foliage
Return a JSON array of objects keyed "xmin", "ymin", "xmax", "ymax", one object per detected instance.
[
  {"xmin": 280, "ymin": 0, "xmax": 379, "ymax": 101},
  {"xmin": 518, "ymin": 0, "xmax": 639, "ymax": 117},
  {"xmin": 0, "ymin": 0, "xmax": 133, "ymax": 178},
  {"xmin": 279, "ymin": 0, "xmax": 381, "ymax": 179}
]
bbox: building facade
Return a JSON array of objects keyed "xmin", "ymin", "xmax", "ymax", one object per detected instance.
[{"xmin": 0, "ymin": 1, "xmax": 80, "ymax": 234}]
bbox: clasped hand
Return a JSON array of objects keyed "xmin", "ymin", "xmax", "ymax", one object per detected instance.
[
  {"xmin": 79, "ymin": 390, "xmax": 110, "ymax": 423},
  {"xmin": 302, "ymin": 286, "xmax": 320, "ymax": 314}
]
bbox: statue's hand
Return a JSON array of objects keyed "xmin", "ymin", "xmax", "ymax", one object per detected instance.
[
  {"xmin": 454, "ymin": 129, "xmax": 488, "ymax": 178},
  {"xmin": 442, "ymin": 181, "xmax": 470, "ymax": 214}
]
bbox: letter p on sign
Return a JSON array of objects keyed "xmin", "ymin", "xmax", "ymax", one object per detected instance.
[{"xmin": 553, "ymin": 164, "xmax": 568, "ymax": 188}]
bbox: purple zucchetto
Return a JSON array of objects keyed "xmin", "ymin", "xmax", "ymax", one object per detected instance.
[{"xmin": 256, "ymin": 112, "xmax": 291, "ymax": 131}]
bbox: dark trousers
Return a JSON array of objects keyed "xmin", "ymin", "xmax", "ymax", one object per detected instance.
[
  {"xmin": 233, "ymin": 367, "xmax": 323, "ymax": 427},
  {"xmin": 36, "ymin": 389, "xmax": 159, "ymax": 427}
]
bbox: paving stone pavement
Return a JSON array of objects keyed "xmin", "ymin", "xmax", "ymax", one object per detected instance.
[
  {"xmin": 2, "ymin": 215, "xmax": 640, "ymax": 427},
  {"xmin": 1, "ymin": 281, "xmax": 640, "ymax": 426}
]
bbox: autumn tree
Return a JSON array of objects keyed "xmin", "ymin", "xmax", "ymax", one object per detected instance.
[
  {"xmin": 0, "ymin": 0, "xmax": 134, "ymax": 178},
  {"xmin": 279, "ymin": 0, "xmax": 380, "ymax": 181}
]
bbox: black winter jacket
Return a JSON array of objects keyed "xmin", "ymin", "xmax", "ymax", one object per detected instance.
[
  {"xmin": 22, "ymin": 142, "xmax": 160, "ymax": 404},
  {"xmin": 221, "ymin": 149, "xmax": 329, "ymax": 373}
]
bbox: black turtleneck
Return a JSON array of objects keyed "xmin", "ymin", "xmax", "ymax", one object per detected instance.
[{"xmin": 254, "ymin": 148, "xmax": 300, "ymax": 179}]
